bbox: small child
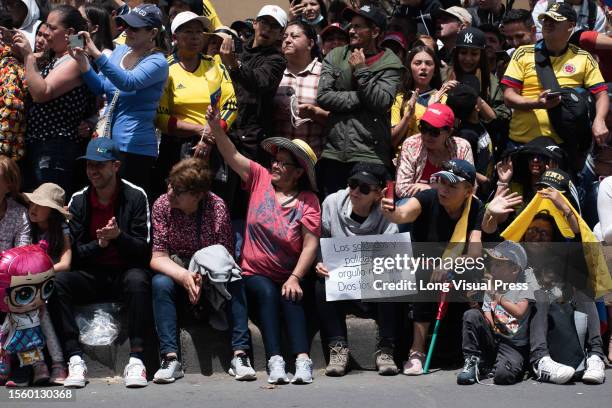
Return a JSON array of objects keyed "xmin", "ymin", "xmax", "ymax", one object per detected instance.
[
  {"xmin": 458, "ymin": 241, "xmax": 536, "ymax": 385},
  {"xmin": 25, "ymin": 183, "xmax": 72, "ymax": 386}
]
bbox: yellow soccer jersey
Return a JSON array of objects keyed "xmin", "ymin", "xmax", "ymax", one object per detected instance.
[
  {"xmin": 156, "ymin": 54, "xmax": 237, "ymax": 134},
  {"xmin": 202, "ymin": 0, "xmax": 223, "ymax": 30},
  {"xmin": 502, "ymin": 43, "xmax": 606, "ymax": 144}
]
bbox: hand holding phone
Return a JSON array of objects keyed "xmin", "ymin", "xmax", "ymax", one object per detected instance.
[{"xmin": 545, "ymin": 91, "xmax": 561, "ymax": 100}]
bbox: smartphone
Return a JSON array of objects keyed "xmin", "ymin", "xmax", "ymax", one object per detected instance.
[
  {"xmin": 546, "ymin": 91, "xmax": 561, "ymax": 99},
  {"xmin": 385, "ymin": 180, "xmax": 396, "ymax": 211},
  {"xmin": 68, "ymin": 34, "xmax": 84, "ymax": 49},
  {"xmin": 234, "ymin": 38, "xmax": 243, "ymax": 54}
]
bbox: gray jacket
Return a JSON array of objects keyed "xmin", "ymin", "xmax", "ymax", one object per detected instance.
[{"xmin": 189, "ymin": 245, "xmax": 242, "ymax": 330}]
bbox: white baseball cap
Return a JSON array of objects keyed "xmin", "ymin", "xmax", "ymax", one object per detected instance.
[
  {"xmin": 257, "ymin": 5, "xmax": 288, "ymax": 28},
  {"xmin": 171, "ymin": 11, "xmax": 212, "ymax": 35}
]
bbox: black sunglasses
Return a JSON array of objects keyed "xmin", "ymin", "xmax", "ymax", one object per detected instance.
[
  {"xmin": 419, "ymin": 122, "xmax": 448, "ymax": 137},
  {"xmin": 348, "ymin": 178, "xmax": 377, "ymax": 195}
]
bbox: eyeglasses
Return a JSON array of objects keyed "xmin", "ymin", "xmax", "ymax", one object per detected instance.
[
  {"xmin": 525, "ymin": 227, "xmax": 552, "ymax": 239},
  {"xmin": 166, "ymin": 179, "xmax": 189, "ymax": 196},
  {"xmin": 271, "ymin": 159, "xmax": 298, "ymax": 170},
  {"xmin": 441, "ymin": 161, "xmax": 472, "ymax": 181},
  {"xmin": 7, "ymin": 279, "xmax": 54, "ymax": 307},
  {"xmin": 348, "ymin": 178, "xmax": 376, "ymax": 195},
  {"xmin": 419, "ymin": 123, "xmax": 448, "ymax": 137}
]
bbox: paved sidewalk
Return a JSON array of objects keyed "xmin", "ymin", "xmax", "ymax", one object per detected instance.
[{"xmin": 1, "ymin": 367, "xmax": 610, "ymax": 408}]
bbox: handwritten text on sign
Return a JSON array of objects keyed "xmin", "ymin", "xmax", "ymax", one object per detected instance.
[{"xmin": 320, "ymin": 233, "xmax": 415, "ymax": 301}]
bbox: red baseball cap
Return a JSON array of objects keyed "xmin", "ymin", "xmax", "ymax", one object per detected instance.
[
  {"xmin": 420, "ymin": 103, "xmax": 455, "ymax": 128},
  {"xmin": 320, "ymin": 22, "xmax": 349, "ymax": 40},
  {"xmin": 381, "ymin": 31, "xmax": 408, "ymax": 50}
]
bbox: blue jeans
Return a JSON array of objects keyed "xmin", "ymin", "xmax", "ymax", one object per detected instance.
[
  {"xmin": 153, "ymin": 273, "xmax": 253, "ymax": 356},
  {"xmin": 151, "ymin": 274, "xmax": 182, "ymax": 355},
  {"xmin": 25, "ymin": 138, "xmax": 80, "ymax": 197},
  {"xmin": 238, "ymin": 274, "xmax": 309, "ymax": 358}
]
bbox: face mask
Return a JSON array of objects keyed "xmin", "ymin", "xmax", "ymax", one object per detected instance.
[{"xmin": 302, "ymin": 14, "xmax": 324, "ymax": 26}]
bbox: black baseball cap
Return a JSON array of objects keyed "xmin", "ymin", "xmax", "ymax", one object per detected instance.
[
  {"xmin": 535, "ymin": 169, "xmax": 573, "ymax": 193},
  {"xmin": 520, "ymin": 136, "xmax": 567, "ymax": 165},
  {"xmin": 431, "ymin": 159, "xmax": 476, "ymax": 185},
  {"xmin": 342, "ymin": 5, "xmax": 387, "ymax": 31},
  {"xmin": 456, "ymin": 27, "xmax": 486, "ymax": 49},
  {"xmin": 116, "ymin": 3, "xmax": 163, "ymax": 29},
  {"xmin": 538, "ymin": 2, "xmax": 578, "ymax": 23},
  {"xmin": 349, "ymin": 162, "xmax": 390, "ymax": 187}
]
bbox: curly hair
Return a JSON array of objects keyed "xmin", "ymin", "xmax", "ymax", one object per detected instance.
[{"xmin": 167, "ymin": 158, "xmax": 212, "ymax": 194}]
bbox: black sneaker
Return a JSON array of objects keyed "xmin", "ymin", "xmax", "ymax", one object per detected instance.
[{"xmin": 457, "ymin": 355, "xmax": 480, "ymax": 385}]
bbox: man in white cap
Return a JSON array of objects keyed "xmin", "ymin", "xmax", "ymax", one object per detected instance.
[{"xmin": 433, "ymin": 6, "xmax": 472, "ymax": 64}]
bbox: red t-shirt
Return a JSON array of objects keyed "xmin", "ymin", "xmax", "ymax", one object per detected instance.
[
  {"xmin": 240, "ymin": 161, "xmax": 321, "ymax": 283},
  {"xmin": 418, "ymin": 160, "xmax": 441, "ymax": 184},
  {"xmin": 89, "ymin": 188, "xmax": 124, "ymax": 267}
]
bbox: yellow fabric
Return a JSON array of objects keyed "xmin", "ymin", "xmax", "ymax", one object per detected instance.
[
  {"xmin": 503, "ymin": 44, "xmax": 605, "ymax": 144},
  {"xmin": 442, "ymin": 195, "xmax": 473, "ymax": 259},
  {"xmin": 202, "ymin": 0, "xmax": 223, "ymax": 30},
  {"xmin": 391, "ymin": 92, "xmax": 447, "ymax": 139},
  {"xmin": 501, "ymin": 194, "xmax": 612, "ymax": 299},
  {"xmin": 156, "ymin": 54, "xmax": 237, "ymax": 133},
  {"xmin": 113, "ymin": 31, "xmax": 126, "ymax": 45}
]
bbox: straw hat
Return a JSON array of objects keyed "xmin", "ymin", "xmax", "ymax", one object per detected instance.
[
  {"xmin": 260, "ymin": 137, "xmax": 318, "ymax": 192},
  {"xmin": 24, "ymin": 183, "xmax": 71, "ymax": 218}
]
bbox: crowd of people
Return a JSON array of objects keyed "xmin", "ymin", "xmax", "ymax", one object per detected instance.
[{"xmin": 0, "ymin": 0, "xmax": 611, "ymax": 391}]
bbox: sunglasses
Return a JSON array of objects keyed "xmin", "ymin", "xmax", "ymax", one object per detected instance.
[
  {"xmin": 348, "ymin": 178, "xmax": 377, "ymax": 195},
  {"xmin": 419, "ymin": 122, "xmax": 448, "ymax": 137}
]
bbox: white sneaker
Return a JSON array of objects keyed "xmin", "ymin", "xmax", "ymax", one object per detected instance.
[
  {"xmin": 229, "ymin": 353, "xmax": 256, "ymax": 381},
  {"xmin": 534, "ymin": 356, "xmax": 575, "ymax": 384},
  {"xmin": 582, "ymin": 355, "xmax": 606, "ymax": 384},
  {"xmin": 64, "ymin": 355, "xmax": 87, "ymax": 388},
  {"xmin": 292, "ymin": 356, "xmax": 313, "ymax": 384},
  {"xmin": 153, "ymin": 355, "xmax": 184, "ymax": 384},
  {"xmin": 267, "ymin": 355, "xmax": 289, "ymax": 384},
  {"xmin": 124, "ymin": 357, "xmax": 148, "ymax": 388}
]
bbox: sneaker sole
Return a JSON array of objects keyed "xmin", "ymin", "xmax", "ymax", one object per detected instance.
[
  {"xmin": 267, "ymin": 377, "xmax": 289, "ymax": 384},
  {"xmin": 378, "ymin": 368, "xmax": 399, "ymax": 376},
  {"xmin": 64, "ymin": 380, "xmax": 87, "ymax": 388},
  {"xmin": 403, "ymin": 370, "xmax": 424, "ymax": 376},
  {"xmin": 582, "ymin": 375, "xmax": 605, "ymax": 385},
  {"xmin": 228, "ymin": 368, "xmax": 257, "ymax": 381},
  {"xmin": 125, "ymin": 379, "xmax": 148, "ymax": 388},
  {"xmin": 291, "ymin": 377, "xmax": 313, "ymax": 384}
]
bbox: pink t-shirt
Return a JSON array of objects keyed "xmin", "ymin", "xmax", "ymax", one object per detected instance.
[{"xmin": 240, "ymin": 161, "xmax": 321, "ymax": 283}]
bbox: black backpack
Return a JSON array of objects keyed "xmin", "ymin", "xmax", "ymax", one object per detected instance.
[{"xmin": 533, "ymin": 41, "xmax": 595, "ymax": 151}]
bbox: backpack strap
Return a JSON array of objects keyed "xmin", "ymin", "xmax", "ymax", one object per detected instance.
[{"xmin": 533, "ymin": 41, "xmax": 561, "ymax": 92}]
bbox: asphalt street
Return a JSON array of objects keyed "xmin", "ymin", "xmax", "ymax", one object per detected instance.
[{"xmin": 1, "ymin": 367, "xmax": 610, "ymax": 408}]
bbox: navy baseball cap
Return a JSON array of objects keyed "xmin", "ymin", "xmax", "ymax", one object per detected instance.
[
  {"xmin": 431, "ymin": 159, "xmax": 476, "ymax": 185},
  {"xmin": 116, "ymin": 3, "xmax": 163, "ymax": 29},
  {"xmin": 79, "ymin": 138, "xmax": 120, "ymax": 161}
]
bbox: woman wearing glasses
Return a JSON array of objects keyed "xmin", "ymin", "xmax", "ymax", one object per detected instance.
[
  {"xmin": 395, "ymin": 104, "xmax": 473, "ymax": 199},
  {"xmin": 205, "ymin": 106, "xmax": 320, "ymax": 385},
  {"xmin": 69, "ymin": 4, "xmax": 169, "ymax": 194},
  {"xmin": 314, "ymin": 163, "xmax": 400, "ymax": 377},
  {"xmin": 149, "ymin": 157, "xmax": 234, "ymax": 384}
]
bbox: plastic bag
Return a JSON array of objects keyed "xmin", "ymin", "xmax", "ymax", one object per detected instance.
[{"xmin": 76, "ymin": 308, "xmax": 120, "ymax": 346}]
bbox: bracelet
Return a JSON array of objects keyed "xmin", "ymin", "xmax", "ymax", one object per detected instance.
[
  {"xmin": 496, "ymin": 181, "xmax": 509, "ymax": 187},
  {"xmin": 290, "ymin": 273, "xmax": 302, "ymax": 281}
]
